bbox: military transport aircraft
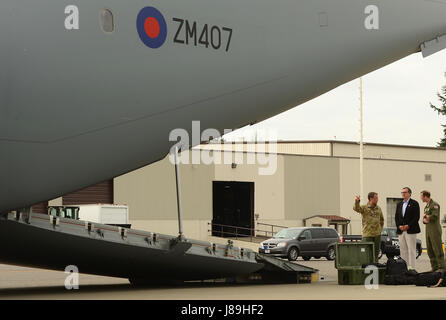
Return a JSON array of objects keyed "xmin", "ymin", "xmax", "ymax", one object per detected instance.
[{"xmin": 1, "ymin": 0, "xmax": 446, "ymax": 213}]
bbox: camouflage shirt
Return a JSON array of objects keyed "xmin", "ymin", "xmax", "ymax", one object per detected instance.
[
  {"xmin": 424, "ymin": 199, "xmax": 442, "ymax": 235},
  {"xmin": 353, "ymin": 200, "xmax": 384, "ymax": 237}
]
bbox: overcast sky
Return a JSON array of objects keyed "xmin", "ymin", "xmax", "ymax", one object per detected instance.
[{"xmin": 224, "ymin": 50, "xmax": 446, "ymax": 147}]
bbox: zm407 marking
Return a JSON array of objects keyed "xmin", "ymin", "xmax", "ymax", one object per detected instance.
[{"xmin": 173, "ymin": 18, "xmax": 233, "ymax": 52}]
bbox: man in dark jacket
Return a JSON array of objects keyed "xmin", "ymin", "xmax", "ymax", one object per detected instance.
[{"xmin": 395, "ymin": 187, "xmax": 421, "ymax": 270}]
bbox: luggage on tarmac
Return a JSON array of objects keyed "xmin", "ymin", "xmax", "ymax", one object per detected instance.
[
  {"xmin": 383, "ymin": 257, "xmax": 446, "ymax": 287},
  {"xmin": 383, "ymin": 258, "xmax": 418, "ymax": 285},
  {"xmin": 384, "ymin": 269, "xmax": 418, "ymax": 285},
  {"xmin": 415, "ymin": 272, "xmax": 443, "ymax": 287},
  {"xmin": 385, "ymin": 257, "xmax": 407, "ymax": 276},
  {"xmin": 384, "ymin": 274, "xmax": 410, "ymax": 285}
]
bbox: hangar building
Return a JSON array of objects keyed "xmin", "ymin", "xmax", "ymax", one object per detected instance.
[{"xmin": 40, "ymin": 141, "xmax": 446, "ymax": 246}]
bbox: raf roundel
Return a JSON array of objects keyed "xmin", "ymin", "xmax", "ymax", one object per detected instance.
[{"xmin": 137, "ymin": 7, "xmax": 167, "ymax": 49}]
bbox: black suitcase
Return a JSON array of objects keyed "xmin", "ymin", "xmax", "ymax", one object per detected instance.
[{"xmin": 386, "ymin": 257, "xmax": 407, "ymax": 276}]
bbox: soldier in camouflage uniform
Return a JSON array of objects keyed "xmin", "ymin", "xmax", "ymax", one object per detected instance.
[
  {"xmin": 353, "ymin": 192, "xmax": 385, "ymax": 263},
  {"xmin": 420, "ymin": 190, "xmax": 446, "ymax": 272}
]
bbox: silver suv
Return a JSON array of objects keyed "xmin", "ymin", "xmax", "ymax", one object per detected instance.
[{"xmin": 259, "ymin": 227, "xmax": 340, "ymax": 261}]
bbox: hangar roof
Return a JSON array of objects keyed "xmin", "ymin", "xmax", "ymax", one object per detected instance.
[{"xmin": 196, "ymin": 140, "xmax": 446, "ymax": 163}]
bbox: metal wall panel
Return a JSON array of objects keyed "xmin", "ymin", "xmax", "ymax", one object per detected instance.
[
  {"xmin": 63, "ymin": 180, "xmax": 114, "ymax": 205},
  {"xmin": 32, "ymin": 201, "xmax": 48, "ymax": 214}
]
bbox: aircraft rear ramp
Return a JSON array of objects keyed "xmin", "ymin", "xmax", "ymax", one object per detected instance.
[{"xmin": 0, "ymin": 212, "xmax": 317, "ymax": 285}]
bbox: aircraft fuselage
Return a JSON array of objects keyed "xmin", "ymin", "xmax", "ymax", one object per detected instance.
[{"xmin": 1, "ymin": 0, "xmax": 446, "ymax": 212}]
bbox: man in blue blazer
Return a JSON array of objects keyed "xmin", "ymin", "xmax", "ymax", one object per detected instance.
[{"xmin": 395, "ymin": 187, "xmax": 421, "ymax": 269}]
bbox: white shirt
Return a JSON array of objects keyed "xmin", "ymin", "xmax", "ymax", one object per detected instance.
[{"xmin": 402, "ymin": 198, "xmax": 410, "ymax": 217}]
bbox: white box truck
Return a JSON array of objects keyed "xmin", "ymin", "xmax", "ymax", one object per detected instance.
[{"xmin": 77, "ymin": 204, "xmax": 130, "ymax": 228}]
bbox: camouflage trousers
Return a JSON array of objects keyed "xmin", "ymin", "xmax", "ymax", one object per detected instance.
[{"xmin": 363, "ymin": 236, "xmax": 381, "ymax": 263}]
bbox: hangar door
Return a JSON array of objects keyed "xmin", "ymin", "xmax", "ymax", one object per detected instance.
[{"xmin": 212, "ymin": 181, "xmax": 254, "ymax": 238}]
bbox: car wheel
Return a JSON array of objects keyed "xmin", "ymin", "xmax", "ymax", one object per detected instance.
[
  {"xmin": 314, "ymin": 256, "xmax": 321, "ymax": 259},
  {"xmin": 416, "ymin": 247, "xmax": 421, "ymax": 259},
  {"xmin": 287, "ymin": 247, "xmax": 299, "ymax": 261},
  {"xmin": 302, "ymin": 256, "xmax": 311, "ymax": 261},
  {"xmin": 326, "ymin": 247, "xmax": 336, "ymax": 261}
]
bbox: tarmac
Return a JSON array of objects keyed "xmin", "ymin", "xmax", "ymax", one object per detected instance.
[{"xmin": 1, "ymin": 254, "xmax": 446, "ymax": 300}]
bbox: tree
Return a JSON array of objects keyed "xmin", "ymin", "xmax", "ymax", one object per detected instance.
[{"xmin": 430, "ymin": 74, "xmax": 446, "ymax": 147}]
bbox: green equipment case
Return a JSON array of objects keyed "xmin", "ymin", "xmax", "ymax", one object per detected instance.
[{"xmin": 335, "ymin": 242, "xmax": 386, "ymax": 285}]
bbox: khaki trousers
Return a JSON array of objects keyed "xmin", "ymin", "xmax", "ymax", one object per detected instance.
[
  {"xmin": 426, "ymin": 231, "xmax": 446, "ymax": 271},
  {"xmin": 398, "ymin": 231, "xmax": 417, "ymax": 269}
]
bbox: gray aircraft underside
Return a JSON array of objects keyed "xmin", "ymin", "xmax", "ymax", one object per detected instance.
[{"xmin": 1, "ymin": 0, "xmax": 446, "ymax": 212}]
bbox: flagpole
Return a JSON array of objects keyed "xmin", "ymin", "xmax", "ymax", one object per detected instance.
[{"xmin": 359, "ymin": 77, "xmax": 364, "ymax": 201}]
